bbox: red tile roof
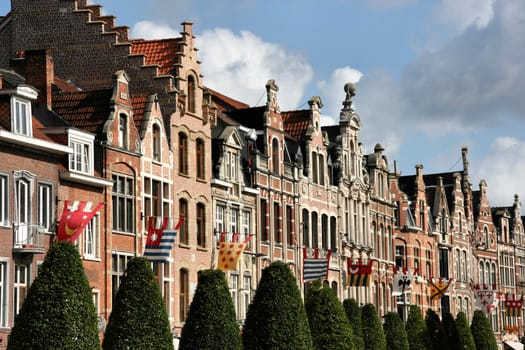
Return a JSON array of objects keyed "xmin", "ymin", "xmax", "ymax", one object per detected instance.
[
  {"xmin": 52, "ymin": 90, "xmax": 112, "ymax": 133},
  {"xmin": 131, "ymin": 93, "xmax": 149, "ymax": 130},
  {"xmin": 205, "ymin": 86, "xmax": 250, "ymax": 113},
  {"xmin": 131, "ymin": 38, "xmax": 180, "ymax": 76},
  {"xmin": 283, "ymin": 110, "xmax": 310, "ymax": 141}
]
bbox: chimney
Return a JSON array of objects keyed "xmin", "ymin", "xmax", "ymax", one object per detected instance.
[{"xmin": 11, "ymin": 49, "xmax": 54, "ymax": 109}]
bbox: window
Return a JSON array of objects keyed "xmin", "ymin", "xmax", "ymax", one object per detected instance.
[
  {"xmin": 439, "ymin": 249, "xmax": 449, "ymax": 279},
  {"xmin": 179, "ymin": 199, "xmax": 189, "ymax": 244},
  {"xmin": 111, "ymin": 253, "xmax": 131, "ymax": 301},
  {"xmin": 484, "ymin": 226, "xmax": 489, "ymax": 247},
  {"xmin": 179, "ymin": 269, "xmax": 189, "ymax": 322},
  {"xmin": 0, "ymin": 260, "xmax": 7, "ymax": 327},
  {"xmin": 395, "ymin": 245, "xmax": 405, "ymax": 269},
  {"xmin": 196, "ymin": 138, "xmax": 205, "ymax": 180},
  {"xmin": 272, "ymin": 138, "xmax": 279, "ymax": 175},
  {"xmin": 152, "ymin": 124, "xmax": 161, "ymax": 161},
  {"xmin": 11, "ymin": 97, "xmax": 31, "ymax": 136},
  {"xmin": 187, "ymin": 75, "xmax": 196, "ymax": 114},
  {"xmin": 112, "ymin": 174, "xmax": 134, "ymax": 233},
  {"xmin": 414, "ymin": 247, "xmax": 420, "ymax": 272},
  {"xmin": 118, "ymin": 113, "xmax": 128, "ymax": 149},
  {"xmin": 0, "ymin": 173, "xmax": 8, "ymax": 226},
  {"xmin": 419, "ymin": 201, "xmax": 425, "ymax": 230},
  {"xmin": 312, "ymin": 212, "xmax": 318, "ymax": 248},
  {"xmin": 37, "ymin": 182, "xmax": 54, "ymax": 232},
  {"xmin": 92, "ymin": 290, "xmax": 100, "ymax": 315},
  {"xmin": 178, "ymin": 132, "xmax": 188, "ymax": 175},
  {"xmin": 14, "ymin": 264, "xmax": 30, "ymax": 316},
  {"xmin": 14, "ymin": 171, "xmax": 34, "ymax": 246},
  {"xmin": 302, "ymin": 209, "xmax": 310, "ymax": 247},
  {"xmin": 426, "ymin": 249, "xmax": 432, "ymax": 277},
  {"xmin": 330, "ymin": 217, "xmax": 337, "ymax": 252},
  {"xmin": 196, "ymin": 203, "xmax": 206, "ymax": 248},
  {"xmin": 261, "ymin": 199, "xmax": 268, "ymax": 241},
  {"xmin": 152, "ymin": 263, "xmax": 172, "ymax": 315},
  {"xmin": 242, "ymin": 210, "xmax": 252, "ymax": 248},
  {"xmin": 216, "ymin": 204, "xmax": 225, "ymax": 233},
  {"xmin": 230, "ymin": 273, "xmax": 239, "ymax": 317},
  {"xmin": 143, "ymin": 178, "xmax": 170, "ymax": 223},
  {"xmin": 312, "ymin": 152, "xmax": 318, "ymax": 184},
  {"xmin": 84, "ymin": 215, "xmax": 100, "ymax": 259},
  {"xmin": 319, "ymin": 154, "xmax": 325, "ymax": 186},
  {"xmin": 273, "ymin": 202, "xmax": 281, "ymax": 243},
  {"xmin": 231, "ymin": 207, "xmax": 239, "ymax": 234},
  {"xmin": 286, "ymin": 206, "xmax": 294, "ymax": 245},
  {"xmin": 322, "ymin": 214, "xmax": 328, "ymax": 249},
  {"xmin": 70, "ymin": 140, "xmax": 91, "ymax": 174},
  {"xmin": 224, "ymin": 151, "xmax": 238, "ymax": 181},
  {"xmin": 241, "ymin": 275, "xmax": 251, "ymax": 320}
]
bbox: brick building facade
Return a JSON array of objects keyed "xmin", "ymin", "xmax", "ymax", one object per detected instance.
[{"xmin": 1, "ymin": 1, "xmax": 525, "ymax": 348}]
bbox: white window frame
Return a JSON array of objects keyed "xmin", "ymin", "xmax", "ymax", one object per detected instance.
[
  {"xmin": 84, "ymin": 214, "xmax": 100, "ymax": 260},
  {"xmin": 11, "ymin": 96, "xmax": 32, "ymax": 136},
  {"xmin": 68, "ymin": 129, "xmax": 94, "ymax": 175},
  {"xmin": 111, "ymin": 252, "xmax": 133, "ymax": 300},
  {"xmin": 0, "ymin": 259, "xmax": 8, "ymax": 327},
  {"xmin": 92, "ymin": 289, "xmax": 100, "ymax": 314},
  {"xmin": 0, "ymin": 172, "xmax": 9, "ymax": 226},
  {"xmin": 14, "ymin": 264, "xmax": 30, "ymax": 316},
  {"xmin": 37, "ymin": 181, "xmax": 54, "ymax": 233},
  {"xmin": 230, "ymin": 207, "xmax": 239, "ymax": 234},
  {"xmin": 241, "ymin": 274, "xmax": 251, "ymax": 321},
  {"xmin": 229, "ymin": 273, "xmax": 239, "ymax": 317},
  {"xmin": 14, "ymin": 171, "xmax": 35, "ymax": 246},
  {"xmin": 216, "ymin": 204, "xmax": 225, "ymax": 233}
]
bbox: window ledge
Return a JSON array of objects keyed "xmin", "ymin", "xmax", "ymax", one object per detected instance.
[
  {"xmin": 60, "ymin": 171, "xmax": 113, "ymax": 188},
  {"xmin": 196, "ymin": 246, "xmax": 208, "ymax": 252},
  {"xmin": 178, "ymin": 243, "xmax": 191, "ymax": 249},
  {"xmin": 83, "ymin": 256, "xmax": 102, "ymax": 262}
]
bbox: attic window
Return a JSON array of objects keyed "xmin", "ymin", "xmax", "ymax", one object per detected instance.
[
  {"xmin": 11, "ymin": 96, "xmax": 32, "ymax": 136},
  {"xmin": 187, "ymin": 75, "xmax": 196, "ymax": 114},
  {"xmin": 68, "ymin": 130, "xmax": 94, "ymax": 175}
]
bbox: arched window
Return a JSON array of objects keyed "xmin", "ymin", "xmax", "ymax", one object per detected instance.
[
  {"xmin": 331, "ymin": 281, "xmax": 338, "ymax": 298},
  {"xmin": 178, "ymin": 132, "xmax": 188, "ymax": 175},
  {"xmin": 462, "ymin": 250, "xmax": 468, "ymax": 281},
  {"xmin": 350, "ymin": 141, "xmax": 355, "ymax": 176},
  {"xmin": 187, "ymin": 75, "xmax": 196, "ymax": 113},
  {"xmin": 484, "ymin": 226, "xmax": 489, "ymax": 247},
  {"xmin": 302, "ymin": 209, "xmax": 310, "ymax": 247},
  {"xmin": 319, "ymin": 154, "xmax": 325, "ymax": 185},
  {"xmin": 179, "ymin": 269, "xmax": 189, "ymax": 322},
  {"xmin": 196, "ymin": 203, "xmax": 206, "ymax": 248},
  {"xmin": 455, "ymin": 249, "xmax": 461, "ymax": 279},
  {"xmin": 152, "ymin": 124, "xmax": 161, "ymax": 161},
  {"xmin": 272, "ymin": 138, "xmax": 279, "ymax": 175},
  {"xmin": 321, "ymin": 214, "xmax": 328, "ymax": 249},
  {"xmin": 458, "ymin": 212, "xmax": 463, "ymax": 234},
  {"xmin": 312, "ymin": 212, "xmax": 318, "ymax": 248},
  {"xmin": 196, "ymin": 138, "xmax": 205, "ymax": 180},
  {"xmin": 330, "ymin": 216, "xmax": 337, "ymax": 251},
  {"xmin": 179, "ymin": 198, "xmax": 188, "ymax": 244},
  {"xmin": 479, "ymin": 261, "xmax": 485, "ymax": 284}
]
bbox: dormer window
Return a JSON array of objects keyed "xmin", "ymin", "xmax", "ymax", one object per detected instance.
[
  {"xmin": 68, "ymin": 129, "xmax": 94, "ymax": 175},
  {"xmin": 11, "ymin": 96, "xmax": 32, "ymax": 136}
]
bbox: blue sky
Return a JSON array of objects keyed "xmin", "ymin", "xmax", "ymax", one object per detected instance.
[{"xmin": 2, "ymin": 0, "xmax": 525, "ymax": 209}]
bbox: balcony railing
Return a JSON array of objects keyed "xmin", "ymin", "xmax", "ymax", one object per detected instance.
[{"xmin": 13, "ymin": 224, "xmax": 48, "ymax": 253}]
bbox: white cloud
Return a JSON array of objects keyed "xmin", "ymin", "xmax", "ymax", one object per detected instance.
[
  {"xmin": 196, "ymin": 28, "xmax": 313, "ymax": 109},
  {"xmin": 476, "ymin": 136, "xmax": 525, "ymax": 207},
  {"xmin": 131, "ymin": 21, "xmax": 179, "ymax": 40},
  {"xmin": 433, "ymin": 0, "xmax": 496, "ymax": 32}
]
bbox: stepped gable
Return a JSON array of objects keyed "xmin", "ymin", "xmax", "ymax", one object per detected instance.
[
  {"xmin": 131, "ymin": 38, "xmax": 180, "ymax": 76},
  {"xmin": 282, "ymin": 109, "xmax": 309, "ymax": 141},
  {"xmin": 52, "ymin": 89, "xmax": 113, "ymax": 133}
]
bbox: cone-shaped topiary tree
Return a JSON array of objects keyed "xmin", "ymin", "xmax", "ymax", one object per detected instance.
[
  {"xmin": 243, "ymin": 261, "xmax": 313, "ymax": 350},
  {"xmin": 470, "ymin": 310, "xmax": 497, "ymax": 350},
  {"xmin": 383, "ymin": 312, "xmax": 409, "ymax": 350},
  {"xmin": 455, "ymin": 312, "xmax": 476, "ymax": 350},
  {"xmin": 305, "ymin": 280, "xmax": 355, "ymax": 350},
  {"xmin": 179, "ymin": 269, "xmax": 242, "ymax": 350},
  {"xmin": 361, "ymin": 303, "xmax": 386, "ymax": 350},
  {"xmin": 442, "ymin": 312, "xmax": 459, "ymax": 349},
  {"xmin": 405, "ymin": 305, "xmax": 430, "ymax": 350},
  {"xmin": 7, "ymin": 241, "xmax": 100, "ymax": 350},
  {"xmin": 425, "ymin": 309, "xmax": 449, "ymax": 350},
  {"xmin": 343, "ymin": 298, "xmax": 365, "ymax": 350},
  {"xmin": 102, "ymin": 257, "xmax": 173, "ymax": 350}
]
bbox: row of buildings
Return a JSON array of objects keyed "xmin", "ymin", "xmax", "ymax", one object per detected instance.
[{"xmin": 0, "ymin": 0, "xmax": 523, "ymax": 347}]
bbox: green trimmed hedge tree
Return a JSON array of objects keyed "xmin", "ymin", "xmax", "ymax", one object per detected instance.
[
  {"xmin": 383, "ymin": 312, "xmax": 409, "ymax": 350},
  {"xmin": 7, "ymin": 241, "xmax": 100, "ymax": 350},
  {"xmin": 305, "ymin": 280, "xmax": 355, "ymax": 350},
  {"xmin": 425, "ymin": 309, "xmax": 449, "ymax": 350},
  {"xmin": 179, "ymin": 269, "xmax": 241, "ymax": 350},
  {"xmin": 243, "ymin": 261, "xmax": 313, "ymax": 350},
  {"xmin": 442, "ymin": 312, "xmax": 459, "ymax": 349},
  {"xmin": 102, "ymin": 257, "xmax": 173, "ymax": 350},
  {"xmin": 343, "ymin": 298, "xmax": 365, "ymax": 350},
  {"xmin": 361, "ymin": 303, "xmax": 386, "ymax": 350},
  {"xmin": 405, "ymin": 305, "xmax": 429, "ymax": 350},
  {"xmin": 470, "ymin": 310, "xmax": 497, "ymax": 350},
  {"xmin": 455, "ymin": 312, "xmax": 476, "ymax": 350}
]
